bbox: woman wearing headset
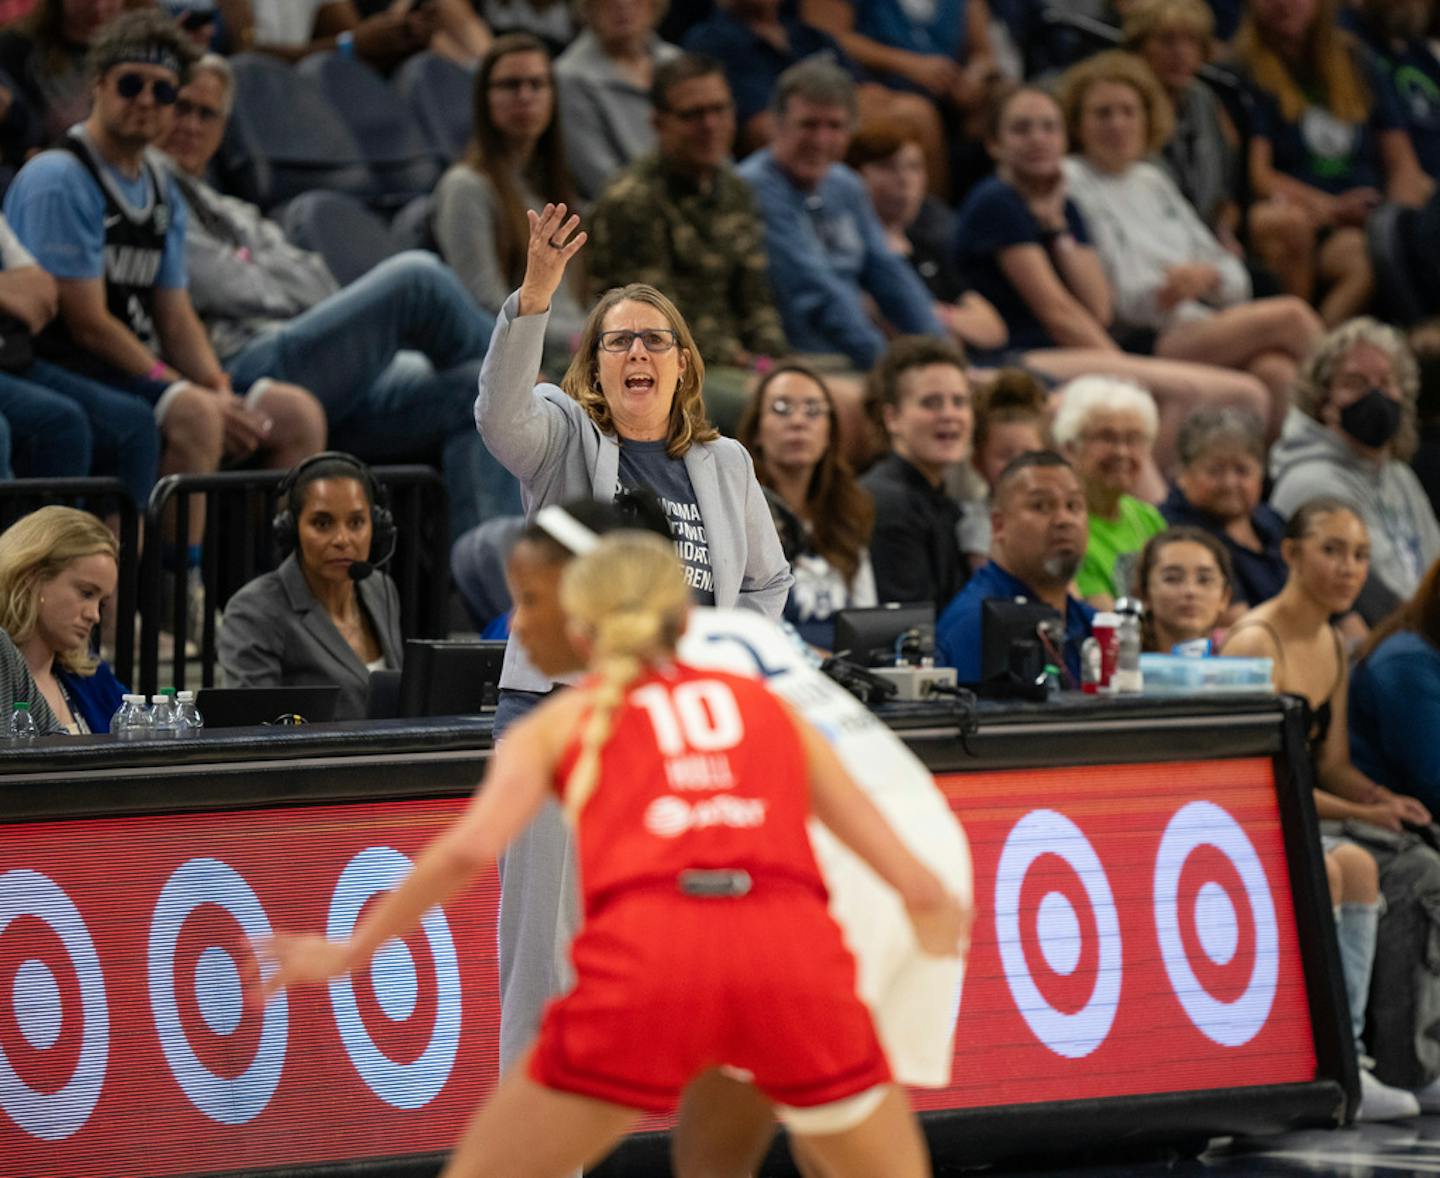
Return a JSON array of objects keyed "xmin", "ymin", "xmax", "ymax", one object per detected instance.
[{"xmin": 218, "ymin": 451, "xmax": 403, "ymax": 720}]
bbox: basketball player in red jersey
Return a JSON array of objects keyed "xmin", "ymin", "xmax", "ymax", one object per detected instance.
[{"xmin": 257, "ymin": 532, "xmax": 966, "ymax": 1177}]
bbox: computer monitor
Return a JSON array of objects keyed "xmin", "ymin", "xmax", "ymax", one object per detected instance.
[
  {"xmin": 832, "ymin": 603, "xmax": 935, "ymax": 668},
  {"xmin": 397, "ymin": 639, "xmax": 507, "ymax": 717},
  {"xmin": 979, "ymin": 598, "xmax": 1063, "ymax": 688}
]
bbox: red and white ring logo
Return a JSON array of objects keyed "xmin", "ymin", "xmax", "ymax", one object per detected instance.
[
  {"xmin": 326, "ymin": 847, "xmax": 460, "ymax": 1110},
  {"xmin": 995, "ymin": 810, "xmax": 1122, "ymax": 1059},
  {"xmin": 148, "ymin": 858, "xmax": 288, "ymax": 1124},
  {"xmin": 1154, "ymin": 801, "xmax": 1279, "ymax": 1047},
  {"xmin": 0, "ymin": 869, "xmax": 108, "ymax": 1141}
]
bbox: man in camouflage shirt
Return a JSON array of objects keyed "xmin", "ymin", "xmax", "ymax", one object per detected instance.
[{"xmin": 585, "ymin": 52, "xmax": 789, "ymax": 434}]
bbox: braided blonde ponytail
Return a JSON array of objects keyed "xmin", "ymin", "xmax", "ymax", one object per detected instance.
[{"xmin": 559, "ymin": 532, "xmax": 691, "ymax": 817}]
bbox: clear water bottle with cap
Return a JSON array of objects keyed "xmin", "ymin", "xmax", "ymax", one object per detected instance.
[
  {"xmin": 8, "ymin": 700, "xmax": 36, "ymax": 740},
  {"xmin": 110, "ymin": 693, "xmax": 152, "ymax": 739},
  {"xmin": 175, "ymin": 690, "xmax": 204, "ymax": 736},
  {"xmin": 1112, "ymin": 597, "xmax": 1145, "ymax": 694},
  {"xmin": 151, "ymin": 692, "xmax": 181, "ymax": 739}
]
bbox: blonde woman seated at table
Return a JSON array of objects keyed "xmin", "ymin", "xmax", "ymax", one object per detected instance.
[{"xmin": 0, "ymin": 505, "xmax": 114, "ymax": 734}]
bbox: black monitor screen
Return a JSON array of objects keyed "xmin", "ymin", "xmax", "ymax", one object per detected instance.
[
  {"xmin": 398, "ymin": 640, "xmax": 507, "ymax": 717},
  {"xmin": 979, "ymin": 598, "xmax": 1063, "ymax": 685},
  {"xmin": 832, "ymin": 603, "xmax": 935, "ymax": 667}
]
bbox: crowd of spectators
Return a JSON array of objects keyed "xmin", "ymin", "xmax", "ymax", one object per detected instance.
[{"xmin": 7, "ymin": 0, "xmax": 1440, "ymax": 1128}]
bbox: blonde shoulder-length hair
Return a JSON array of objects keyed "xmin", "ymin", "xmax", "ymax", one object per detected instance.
[
  {"xmin": 0, "ymin": 506, "xmax": 118, "ymax": 676},
  {"xmin": 561, "ymin": 284, "xmax": 718, "ymax": 460}
]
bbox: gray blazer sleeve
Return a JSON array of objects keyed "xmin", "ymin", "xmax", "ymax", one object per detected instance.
[
  {"xmin": 473, "ymin": 291, "xmax": 578, "ymax": 486},
  {"xmin": 218, "ymin": 573, "xmax": 287, "ymax": 688},
  {"xmin": 735, "ymin": 443, "xmax": 792, "ymax": 619}
]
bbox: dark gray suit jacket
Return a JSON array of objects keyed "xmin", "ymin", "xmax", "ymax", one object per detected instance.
[{"xmin": 217, "ymin": 553, "xmax": 403, "ymax": 721}]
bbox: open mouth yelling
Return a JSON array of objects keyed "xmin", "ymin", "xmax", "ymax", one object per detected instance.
[{"xmin": 624, "ymin": 374, "xmax": 656, "ymax": 393}]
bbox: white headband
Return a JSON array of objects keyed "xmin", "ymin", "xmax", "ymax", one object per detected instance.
[{"xmin": 534, "ymin": 505, "xmax": 599, "ymax": 555}]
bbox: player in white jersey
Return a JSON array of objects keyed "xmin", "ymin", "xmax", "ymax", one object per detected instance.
[{"xmin": 505, "ymin": 495, "xmax": 972, "ymax": 1175}]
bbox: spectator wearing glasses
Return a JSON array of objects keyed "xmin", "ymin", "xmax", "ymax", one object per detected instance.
[
  {"xmin": 1052, "ymin": 375, "xmax": 1167, "ymax": 608},
  {"xmin": 434, "ymin": 33, "xmax": 584, "ymax": 374},
  {"xmin": 738, "ymin": 362, "xmax": 877, "ymax": 648},
  {"xmin": 158, "ymin": 55, "xmax": 511, "ymax": 540},
  {"xmin": 4, "ymin": 13, "xmax": 324, "ymax": 590}
]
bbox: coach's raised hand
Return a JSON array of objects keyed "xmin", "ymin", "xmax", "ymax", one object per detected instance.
[{"xmin": 517, "ymin": 203, "xmax": 587, "ymax": 318}]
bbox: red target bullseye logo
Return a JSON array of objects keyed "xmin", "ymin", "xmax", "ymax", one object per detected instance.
[
  {"xmin": 326, "ymin": 846, "xmax": 460, "ymax": 1110},
  {"xmin": 0, "ymin": 869, "xmax": 107, "ymax": 1141},
  {"xmin": 1154, "ymin": 801, "xmax": 1278, "ymax": 1046},
  {"xmin": 148, "ymin": 858, "xmax": 288, "ymax": 1124},
  {"xmin": 995, "ymin": 810, "xmax": 1121, "ymax": 1059}
]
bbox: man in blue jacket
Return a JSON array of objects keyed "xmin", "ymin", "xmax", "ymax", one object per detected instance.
[
  {"xmin": 937, "ymin": 450, "xmax": 1095, "ymax": 685},
  {"xmin": 737, "ymin": 57, "xmax": 941, "ymax": 369}
]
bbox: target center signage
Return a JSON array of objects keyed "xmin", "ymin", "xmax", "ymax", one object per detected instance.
[{"xmin": 0, "ymin": 757, "xmax": 1319, "ymax": 1176}]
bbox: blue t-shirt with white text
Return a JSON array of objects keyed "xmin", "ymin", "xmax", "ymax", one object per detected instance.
[{"xmin": 616, "ymin": 438, "xmax": 716, "ymax": 605}]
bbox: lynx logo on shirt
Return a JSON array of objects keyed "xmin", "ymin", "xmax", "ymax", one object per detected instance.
[{"xmin": 644, "ymin": 794, "xmax": 768, "ymax": 839}]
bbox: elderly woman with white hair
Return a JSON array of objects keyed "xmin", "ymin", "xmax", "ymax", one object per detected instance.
[
  {"xmin": 1053, "ymin": 375, "xmax": 1166, "ymax": 607},
  {"xmin": 1270, "ymin": 317, "xmax": 1440, "ymax": 601}
]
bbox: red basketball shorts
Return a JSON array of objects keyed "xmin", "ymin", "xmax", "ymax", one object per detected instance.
[{"xmin": 529, "ymin": 883, "xmax": 892, "ymax": 1112}]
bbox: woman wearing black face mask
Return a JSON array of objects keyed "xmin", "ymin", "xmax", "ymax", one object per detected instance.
[{"xmin": 1270, "ymin": 318, "xmax": 1440, "ymax": 602}]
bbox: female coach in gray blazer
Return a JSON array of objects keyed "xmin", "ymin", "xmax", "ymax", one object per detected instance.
[
  {"xmin": 476, "ymin": 201, "xmax": 791, "ymax": 724},
  {"xmin": 476, "ymin": 202, "xmax": 792, "ymax": 1071}
]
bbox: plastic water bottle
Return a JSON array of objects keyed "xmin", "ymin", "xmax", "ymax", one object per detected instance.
[
  {"xmin": 151, "ymin": 692, "xmax": 181, "ymax": 739},
  {"xmin": 1112, "ymin": 599, "xmax": 1145, "ymax": 695},
  {"xmin": 110, "ymin": 693, "xmax": 152, "ymax": 739},
  {"xmin": 175, "ymin": 690, "xmax": 204, "ymax": 736},
  {"xmin": 8, "ymin": 700, "xmax": 36, "ymax": 740}
]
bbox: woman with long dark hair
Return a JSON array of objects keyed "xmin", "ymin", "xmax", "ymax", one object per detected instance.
[
  {"xmin": 433, "ymin": 32, "xmax": 584, "ymax": 370},
  {"xmin": 737, "ymin": 362, "xmax": 876, "ymax": 647}
]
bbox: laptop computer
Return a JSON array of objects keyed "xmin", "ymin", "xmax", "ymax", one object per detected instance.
[{"xmin": 196, "ymin": 685, "xmax": 342, "ymax": 728}]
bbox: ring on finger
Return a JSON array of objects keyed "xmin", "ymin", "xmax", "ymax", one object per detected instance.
[{"xmin": 548, "ymin": 236, "xmax": 566, "ymax": 249}]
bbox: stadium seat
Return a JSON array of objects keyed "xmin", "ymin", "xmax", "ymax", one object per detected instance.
[
  {"xmin": 393, "ymin": 51, "xmax": 475, "ymax": 165},
  {"xmin": 278, "ymin": 190, "xmax": 400, "ymax": 286},
  {"xmin": 389, "ymin": 193, "xmax": 436, "ymax": 252},
  {"xmin": 214, "ymin": 53, "xmax": 373, "ymax": 210},
  {"xmin": 1367, "ymin": 202, "xmax": 1430, "ymax": 328},
  {"xmin": 297, "ymin": 52, "xmax": 443, "ymax": 208}
]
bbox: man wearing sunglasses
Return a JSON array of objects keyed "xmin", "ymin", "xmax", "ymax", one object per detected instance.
[{"xmin": 4, "ymin": 11, "xmax": 325, "ymax": 556}]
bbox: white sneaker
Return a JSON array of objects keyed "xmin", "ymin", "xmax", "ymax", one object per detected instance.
[
  {"xmin": 1359, "ymin": 1068, "xmax": 1422, "ymax": 1121},
  {"xmin": 1410, "ymin": 1074, "xmax": 1440, "ymax": 1113}
]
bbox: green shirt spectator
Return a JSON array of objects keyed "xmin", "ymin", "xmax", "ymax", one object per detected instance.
[
  {"xmin": 1078, "ymin": 494, "xmax": 1167, "ymax": 599},
  {"xmin": 1053, "ymin": 373, "xmax": 1164, "ymax": 607}
]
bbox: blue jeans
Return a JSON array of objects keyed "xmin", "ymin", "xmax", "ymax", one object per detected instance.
[
  {"xmin": 23, "ymin": 360, "xmax": 160, "ymax": 507},
  {"xmin": 222, "ymin": 251, "xmax": 519, "ymax": 538},
  {"xmin": 0, "ymin": 368, "xmax": 92, "ymax": 482}
]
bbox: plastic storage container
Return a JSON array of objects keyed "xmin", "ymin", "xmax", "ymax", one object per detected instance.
[{"xmin": 1137, "ymin": 654, "xmax": 1274, "ymax": 695}]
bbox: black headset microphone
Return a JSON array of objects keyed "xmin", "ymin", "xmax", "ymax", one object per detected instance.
[{"xmin": 271, "ymin": 451, "xmax": 397, "ymax": 581}]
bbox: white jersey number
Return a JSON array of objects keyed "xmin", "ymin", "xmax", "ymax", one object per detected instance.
[{"xmin": 632, "ymin": 680, "xmax": 745, "ymax": 756}]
